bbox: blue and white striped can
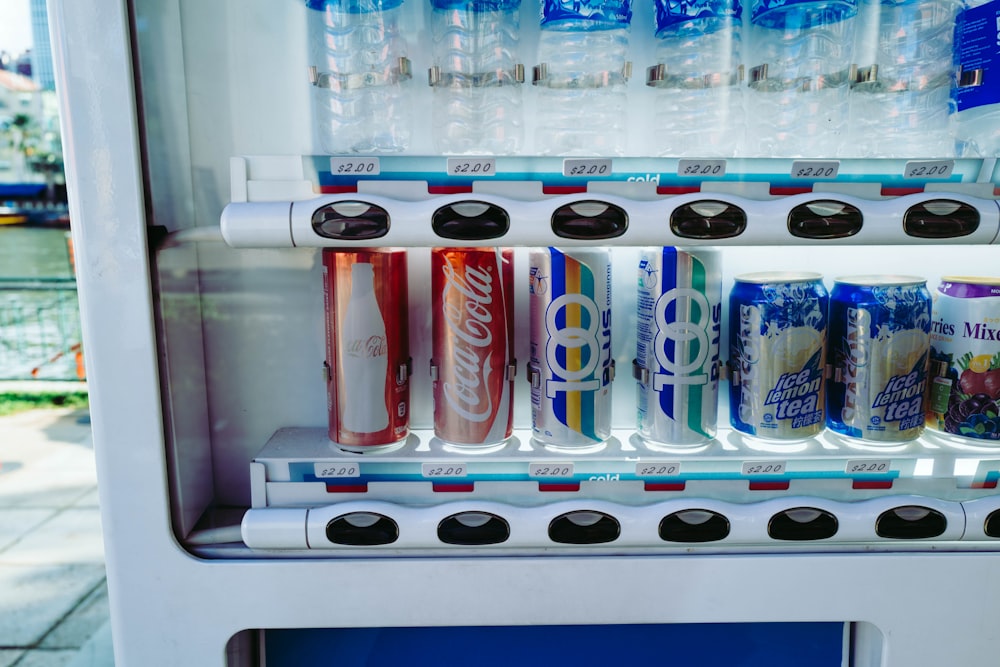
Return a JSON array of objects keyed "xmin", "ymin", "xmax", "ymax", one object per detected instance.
[
  {"xmin": 635, "ymin": 247, "xmax": 722, "ymax": 448},
  {"xmin": 528, "ymin": 248, "xmax": 614, "ymax": 451}
]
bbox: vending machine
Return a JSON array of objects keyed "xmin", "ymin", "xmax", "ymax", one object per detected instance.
[{"xmin": 51, "ymin": 0, "xmax": 1000, "ymax": 664}]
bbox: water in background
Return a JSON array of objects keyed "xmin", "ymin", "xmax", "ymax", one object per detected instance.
[{"xmin": 0, "ymin": 227, "xmax": 83, "ymax": 380}]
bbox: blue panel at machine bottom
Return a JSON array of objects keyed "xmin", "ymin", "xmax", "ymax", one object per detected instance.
[{"xmin": 265, "ymin": 622, "xmax": 844, "ymax": 666}]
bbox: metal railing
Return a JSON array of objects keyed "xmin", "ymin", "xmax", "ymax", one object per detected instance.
[{"xmin": 0, "ymin": 277, "xmax": 85, "ymax": 381}]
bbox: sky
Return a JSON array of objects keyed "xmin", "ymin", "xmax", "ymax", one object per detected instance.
[{"xmin": 0, "ymin": 0, "xmax": 33, "ymax": 56}]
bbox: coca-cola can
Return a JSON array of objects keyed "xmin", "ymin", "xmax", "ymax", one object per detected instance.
[
  {"xmin": 431, "ymin": 247, "xmax": 516, "ymax": 449},
  {"xmin": 323, "ymin": 249, "xmax": 410, "ymax": 452}
]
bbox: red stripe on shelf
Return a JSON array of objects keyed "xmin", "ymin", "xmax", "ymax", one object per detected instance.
[
  {"xmin": 325, "ymin": 483, "xmax": 369, "ymax": 493},
  {"xmin": 318, "ymin": 185, "xmax": 359, "ymax": 194},
  {"xmin": 542, "ymin": 186, "xmax": 588, "ymax": 195},
  {"xmin": 428, "ymin": 185, "xmax": 474, "ymax": 195},
  {"xmin": 644, "ymin": 482, "xmax": 687, "ymax": 492},
  {"xmin": 749, "ymin": 481, "xmax": 790, "ymax": 491},
  {"xmin": 972, "ymin": 480, "xmax": 999, "ymax": 489},
  {"xmin": 656, "ymin": 186, "xmax": 701, "ymax": 195},
  {"xmin": 852, "ymin": 480, "xmax": 894, "ymax": 490},
  {"xmin": 770, "ymin": 186, "xmax": 813, "ymax": 196},
  {"xmin": 432, "ymin": 482, "xmax": 476, "ymax": 493},
  {"xmin": 538, "ymin": 482, "xmax": 581, "ymax": 492},
  {"xmin": 881, "ymin": 187, "xmax": 924, "ymax": 197}
]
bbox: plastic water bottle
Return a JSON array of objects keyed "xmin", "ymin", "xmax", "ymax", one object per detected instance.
[
  {"xmin": 533, "ymin": 0, "xmax": 633, "ymax": 156},
  {"xmin": 747, "ymin": 0, "xmax": 858, "ymax": 157},
  {"xmin": 952, "ymin": 0, "xmax": 1000, "ymax": 157},
  {"xmin": 848, "ymin": 0, "xmax": 961, "ymax": 157},
  {"xmin": 647, "ymin": 0, "xmax": 745, "ymax": 156},
  {"xmin": 305, "ymin": 0, "xmax": 413, "ymax": 153},
  {"xmin": 429, "ymin": 0, "xmax": 524, "ymax": 154}
]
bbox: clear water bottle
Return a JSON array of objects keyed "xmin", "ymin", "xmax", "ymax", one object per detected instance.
[
  {"xmin": 848, "ymin": 0, "xmax": 960, "ymax": 157},
  {"xmin": 533, "ymin": 0, "xmax": 634, "ymax": 156},
  {"xmin": 305, "ymin": 0, "xmax": 413, "ymax": 153},
  {"xmin": 747, "ymin": 0, "xmax": 858, "ymax": 157},
  {"xmin": 952, "ymin": 0, "xmax": 1000, "ymax": 157},
  {"xmin": 647, "ymin": 0, "xmax": 745, "ymax": 156},
  {"xmin": 429, "ymin": 0, "xmax": 524, "ymax": 154}
]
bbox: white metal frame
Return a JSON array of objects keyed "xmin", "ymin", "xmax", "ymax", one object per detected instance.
[{"xmin": 50, "ymin": 1, "xmax": 1000, "ymax": 665}]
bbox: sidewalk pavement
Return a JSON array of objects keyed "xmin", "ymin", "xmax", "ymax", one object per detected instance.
[{"xmin": 0, "ymin": 406, "xmax": 114, "ymax": 667}]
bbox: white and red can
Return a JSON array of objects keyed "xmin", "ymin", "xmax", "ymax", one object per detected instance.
[
  {"xmin": 431, "ymin": 247, "xmax": 516, "ymax": 449},
  {"xmin": 323, "ymin": 249, "xmax": 410, "ymax": 452}
]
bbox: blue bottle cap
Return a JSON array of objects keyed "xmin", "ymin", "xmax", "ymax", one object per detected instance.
[
  {"xmin": 750, "ymin": 0, "xmax": 856, "ymax": 28},
  {"xmin": 306, "ymin": 0, "xmax": 404, "ymax": 13},
  {"xmin": 431, "ymin": 0, "xmax": 520, "ymax": 10},
  {"xmin": 540, "ymin": 0, "xmax": 633, "ymax": 28},
  {"xmin": 654, "ymin": 0, "xmax": 742, "ymax": 34}
]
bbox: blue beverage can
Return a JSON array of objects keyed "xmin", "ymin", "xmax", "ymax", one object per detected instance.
[
  {"xmin": 827, "ymin": 276, "xmax": 931, "ymax": 443},
  {"xmin": 729, "ymin": 272, "xmax": 828, "ymax": 441},
  {"xmin": 528, "ymin": 248, "xmax": 614, "ymax": 451},
  {"xmin": 635, "ymin": 247, "xmax": 722, "ymax": 448}
]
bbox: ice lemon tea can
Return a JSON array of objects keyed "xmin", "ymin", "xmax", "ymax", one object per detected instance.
[
  {"xmin": 635, "ymin": 247, "xmax": 722, "ymax": 448},
  {"xmin": 729, "ymin": 272, "xmax": 828, "ymax": 441},
  {"xmin": 528, "ymin": 248, "xmax": 614, "ymax": 451},
  {"xmin": 827, "ymin": 276, "xmax": 931, "ymax": 443},
  {"xmin": 927, "ymin": 277, "xmax": 1000, "ymax": 442}
]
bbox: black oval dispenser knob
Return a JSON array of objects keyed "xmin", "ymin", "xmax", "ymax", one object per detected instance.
[
  {"xmin": 875, "ymin": 505, "xmax": 947, "ymax": 539},
  {"xmin": 312, "ymin": 201, "xmax": 390, "ymax": 240},
  {"xmin": 659, "ymin": 509, "xmax": 731, "ymax": 543},
  {"xmin": 768, "ymin": 507, "xmax": 839, "ymax": 541},
  {"xmin": 548, "ymin": 511, "xmax": 620, "ymax": 545},
  {"xmin": 670, "ymin": 200, "xmax": 747, "ymax": 239},
  {"xmin": 902, "ymin": 200, "xmax": 980, "ymax": 239},
  {"xmin": 326, "ymin": 512, "xmax": 399, "ymax": 546},
  {"xmin": 787, "ymin": 200, "xmax": 863, "ymax": 239},
  {"xmin": 984, "ymin": 509, "xmax": 1000, "ymax": 538},
  {"xmin": 550, "ymin": 201, "xmax": 628, "ymax": 240},
  {"xmin": 432, "ymin": 201, "xmax": 510, "ymax": 241},
  {"xmin": 438, "ymin": 512, "xmax": 510, "ymax": 546}
]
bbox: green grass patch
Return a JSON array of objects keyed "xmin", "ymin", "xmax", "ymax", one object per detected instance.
[{"xmin": 0, "ymin": 392, "xmax": 90, "ymax": 417}]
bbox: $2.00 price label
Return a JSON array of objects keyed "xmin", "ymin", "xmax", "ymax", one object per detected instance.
[
  {"xmin": 314, "ymin": 463, "xmax": 360, "ymax": 479},
  {"xmin": 677, "ymin": 159, "xmax": 726, "ymax": 177},
  {"xmin": 421, "ymin": 463, "xmax": 468, "ymax": 478},
  {"xmin": 330, "ymin": 157, "xmax": 380, "ymax": 176},
  {"xmin": 845, "ymin": 459, "xmax": 891, "ymax": 475},
  {"xmin": 790, "ymin": 161, "xmax": 840, "ymax": 180},
  {"xmin": 529, "ymin": 462, "xmax": 575, "ymax": 478},
  {"xmin": 447, "ymin": 158, "xmax": 496, "ymax": 177},
  {"xmin": 741, "ymin": 460, "xmax": 787, "ymax": 476},
  {"xmin": 635, "ymin": 461, "xmax": 681, "ymax": 477},
  {"xmin": 563, "ymin": 158, "xmax": 612, "ymax": 178},
  {"xmin": 903, "ymin": 160, "xmax": 954, "ymax": 180}
]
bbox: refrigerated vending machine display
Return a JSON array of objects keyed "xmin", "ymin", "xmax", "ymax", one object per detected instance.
[{"xmin": 51, "ymin": 0, "xmax": 1000, "ymax": 664}]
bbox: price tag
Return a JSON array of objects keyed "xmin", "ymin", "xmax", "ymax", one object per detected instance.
[
  {"xmin": 677, "ymin": 159, "xmax": 727, "ymax": 177},
  {"xmin": 741, "ymin": 461, "xmax": 787, "ymax": 476},
  {"xmin": 845, "ymin": 459, "xmax": 891, "ymax": 475},
  {"xmin": 635, "ymin": 461, "xmax": 681, "ymax": 477},
  {"xmin": 330, "ymin": 157, "xmax": 380, "ymax": 176},
  {"xmin": 563, "ymin": 158, "xmax": 612, "ymax": 178},
  {"xmin": 903, "ymin": 160, "xmax": 954, "ymax": 180},
  {"xmin": 314, "ymin": 462, "xmax": 360, "ymax": 478},
  {"xmin": 421, "ymin": 463, "xmax": 468, "ymax": 478},
  {"xmin": 529, "ymin": 462, "xmax": 575, "ymax": 478},
  {"xmin": 447, "ymin": 158, "xmax": 496, "ymax": 177},
  {"xmin": 790, "ymin": 161, "xmax": 840, "ymax": 179}
]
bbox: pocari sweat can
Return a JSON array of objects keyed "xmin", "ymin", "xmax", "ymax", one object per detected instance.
[
  {"xmin": 635, "ymin": 247, "xmax": 722, "ymax": 448},
  {"xmin": 528, "ymin": 248, "xmax": 614, "ymax": 450},
  {"xmin": 729, "ymin": 272, "xmax": 828, "ymax": 441},
  {"xmin": 827, "ymin": 276, "xmax": 931, "ymax": 443}
]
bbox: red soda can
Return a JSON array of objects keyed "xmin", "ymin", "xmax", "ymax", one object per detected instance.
[
  {"xmin": 323, "ymin": 248, "xmax": 410, "ymax": 452},
  {"xmin": 431, "ymin": 247, "xmax": 516, "ymax": 449}
]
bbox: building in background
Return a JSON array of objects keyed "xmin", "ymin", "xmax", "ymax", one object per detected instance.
[{"xmin": 29, "ymin": 0, "xmax": 53, "ymax": 91}]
